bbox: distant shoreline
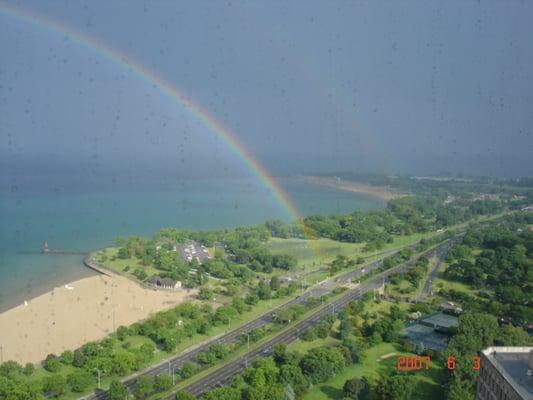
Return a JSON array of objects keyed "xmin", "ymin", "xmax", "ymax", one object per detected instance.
[{"xmin": 294, "ymin": 175, "xmax": 404, "ymax": 201}]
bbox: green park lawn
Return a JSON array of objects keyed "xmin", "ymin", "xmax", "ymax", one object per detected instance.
[
  {"xmin": 266, "ymin": 229, "xmax": 439, "ymax": 270},
  {"xmin": 94, "ymin": 247, "xmax": 160, "ymax": 279},
  {"xmin": 303, "ymin": 342, "xmax": 445, "ymax": 400},
  {"xmin": 359, "ymin": 300, "xmax": 411, "ymax": 325},
  {"xmin": 387, "ymin": 279, "xmax": 416, "ymax": 297},
  {"xmin": 387, "ymin": 255, "xmax": 439, "ymax": 299},
  {"xmin": 287, "ymin": 336, "xmax": 339, "ymax": 353},
  {"xmin": 433, "ymin": 263, "xmax": 479, "ymax": 297},
  {"xmin": 266, "ymin": 238, "xmax": 364, "ymax": 267}
]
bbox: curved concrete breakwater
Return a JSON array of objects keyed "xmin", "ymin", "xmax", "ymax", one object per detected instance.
[{"xmin": 83, "ymin": 252, "xmax": 113, "ymax": 277}]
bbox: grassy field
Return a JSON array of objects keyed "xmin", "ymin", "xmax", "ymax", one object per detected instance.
[
  {"xmin": 304, "ymin": 270, "xmax": 330, "ymax": 285},
  {"xmin": 303, "ymin": 342, "xmax": 445, "ymax": 400},
  {"xmin": 267, "ymin": 238, "xmax": 364, "ymax": 266},
  {"xmin": 359, "ymin": 300, "xmax": 411, "ymax": 325},
  {"xmin": 387, "ymin": 255, "xmax": 439, "ymax": 299},
  {"xmin": 95, "ymin": 247, "xmax": 160, "ymax": 279},
  {"xmin": 287, "ymin": 336, "xmax": 339, "ymax": 353},
  {"xmin": 433, "ymin": 263, "xmax": 479, "ymax": 297},
  {"xmin": 266, "ymin": 230, "xmax": 438, "ymax": 270}
]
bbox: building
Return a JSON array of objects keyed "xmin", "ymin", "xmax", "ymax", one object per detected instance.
[
  {"xmin": 146, "ymin": 276, "xmax": 182, "ymax": 291},
  {"xmin": 476, "ymin": 347, "xmax": 533, "ymax": 400},
  {"xmin": 403, "ymin": 312, "xmax": 459, "ymax": 352}
]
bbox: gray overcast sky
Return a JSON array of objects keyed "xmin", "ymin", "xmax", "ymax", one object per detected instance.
[{"xmin": 1, "ymin": 0, "xmax": 532, "ymax": 178}]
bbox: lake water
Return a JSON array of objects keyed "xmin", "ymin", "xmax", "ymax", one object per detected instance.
[{"xmin": 0, "ymin": 175, "xmax": 383, "ymax": 311}]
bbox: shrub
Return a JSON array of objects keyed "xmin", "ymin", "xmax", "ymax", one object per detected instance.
[
  {"xmin": 154, "ymin": 373, "xmax": 173, "ymax": 392},
  {"xmin": 43, "ymin": 354, "xmax": 61, "ymax": 373},
  {"xmin": 67, "ymin": 370, "xmax": 93, "ymax": 392},
  {"xmin": 60, "ymin": 350, "xmax": 73, "ymax": 365},
  {"xmin": 72, "ymin": 349, "xmax": 86, "ymax": 368},
  {"xmin": 179, "ymin": 361, "xmax": 198, "ymax": 379},
  {"xmin": 23, "ymin": 362, "xmax": 35, "ymax": 376}
]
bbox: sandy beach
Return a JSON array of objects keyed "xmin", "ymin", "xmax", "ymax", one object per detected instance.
[
  {"xmin": 0, "ymin": 273, "xmax": 194, "ymax": 364},
  {"xmin": 297, "ymin": 175, "xmax": 403, "ymax": 201}
]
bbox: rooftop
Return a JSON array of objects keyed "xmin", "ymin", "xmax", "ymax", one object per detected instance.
[
  {"xmin": 483, "ymin": 347, "xmax": 533, "ymax": 399},
  {"xmin": 404, "ymin": 324, "xmax": 449, "ymax": 351},
  {"xmin": 420, "ymin": 313, "xmax": 458, "ymax": 329}
]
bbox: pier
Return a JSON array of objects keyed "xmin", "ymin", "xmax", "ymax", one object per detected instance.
[{"xmin": 41, "ymin": 241, "xmax": 88, "ymax": 256}]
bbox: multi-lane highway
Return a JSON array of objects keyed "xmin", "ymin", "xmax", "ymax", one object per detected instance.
[
  {"xmin": 179, "ymin": 240, "xmax": 452, "ymax": 398},
  {"xmin": 419, "ymin": 254, "xmax": 446, "ymax": 299},
  {"xmin": 83, "ymin": 240, "xmax": 449, "ymax": 399}
]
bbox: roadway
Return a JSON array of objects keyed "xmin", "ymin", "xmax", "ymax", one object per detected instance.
[
  {"xmin": 84, "ymin": 240, "xmax": 447, "ymax": 399},
  {"xmin": 419, "ymin": 253, "xmax": 446, "ymax": 299},
  {"xmin": 180, "ymin": 240, "xmax": 452, "ymax": 397}
]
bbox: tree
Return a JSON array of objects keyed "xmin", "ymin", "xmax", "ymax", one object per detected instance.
[
  {"xmin": 0, "ymin": 375, "xmax": 42, "ymax": 400},
  {"xmin": 303, "ymin": 328, "xmax": 317, "ymax": 341},
  {"xmin": 374, "ymin": 374, "xmax": 415, "ymax": 400},
  {"xmin": 22, "ymin": 363, "xmax": 35, "ymax": 376},
  {"xmin": 273, "ymin": 344, "xmax": 288, "ymax": 365},
  {"xmin": 299, "ymin": 347, "xmax": 346, "ymax": 383},
  {"xmin": 198, "ymin": 287, "xmax": 213, "ymax": 301},
  {"xmin": 272, "ymin": 254, "xmax": 297, "ymax": 270},
  {"xmin": 60, "ymin": 350, "xmax": 73, "ymax": 365},
  {"xmin": 450, "ymin": 313, "xmax": 499, "ymax": 354},
  {"xmin": 156, "ymin": 249, "xmax": 177, "ymax": 270},
  {"xmin": 72, "ymin": 349, "xmax": 86, "ymax": 368},
  {"xmin": 154, "ymin": 374, "xmax": 173, "ymax": 392},
  {"xmin": 42, "ymin": 374, "xmax": 67, "ymax": 397},
  {"xmin": 201, "ymin": 386, "xmax": 241, "ymax": 400},
  {"xmin": 210, "ymin": 344, "xmax": 230, "ymax": 360},
  {"xmin": 270, "ymin": 276, "xmax": 281, "ymax": 291},
  {"xmin": 113, "ymin": 351, "xmax": 137, "ymax": 375},
  {"xmin": 43, "ymin": 354, "xmax": 61, "ymax": 373},
  {"xmin": 231, "ymin": 297, "xmax": 247, "ymax": 314},
  {"xmin": 133, "ymin": 268, "xmax": 148, "ymax": 281},
  {"xmin": 133, "ymin": 376, "xmax": 153, "ymax": 399},
  {"xmin": 67, "ymin": 370, "xmax": 93, "ymax": 393},
  {"xmin": 499, "ymin": 324, "xmax": 531, "ymax": 346},
  {"xmin": 343, "ymin": 377, "xmax": 370, "ymax": 400},
  {"xmin": 0, "ymin": 360, "xmax": 22, "ymax": 378},
  {"xmin": 198, "ymin": 351, "xmax": 217, "ymax": 366},
  {"xmin": 179, "ymin": 361, "xmax": 198, "ymax": 379},
  {"xmin": 109, "ymin": 380, "xmax": 128, "ymax": 400},
  {"xmin": 256, "ymin": 281, "xmax": 272, "ymax": 300},
  {"xmin": 118, "ymin": 247, "xmax": 131, "ymax": 259},
  {"xmin": 139, "ymin": 343, "xmax": 155, "ymax": 362},
  {"xmin": 116, "ymin": 326, "xmax": 129, "ymax": 341},
  {"xmin": 279, "ymin": 364, "xmax": 307, "ymax": 387},
  {"xmin": 176, "ymin": 391, "xmax": 196, "ymax": 400}
]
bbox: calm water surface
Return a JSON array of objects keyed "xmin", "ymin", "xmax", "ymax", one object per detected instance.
[{"xmin": 0, "ymin": 175, "xmax": 383, "ymax": 311}]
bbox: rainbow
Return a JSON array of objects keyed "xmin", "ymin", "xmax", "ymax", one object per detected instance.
[{"xmin": 0, "ymin": 3, "xmax": 305, "ymax": 224}]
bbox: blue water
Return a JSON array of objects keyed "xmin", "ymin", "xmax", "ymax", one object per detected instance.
[{"xmin": 0, "ymin": 175, "xmax": 383, "ymax": 311}]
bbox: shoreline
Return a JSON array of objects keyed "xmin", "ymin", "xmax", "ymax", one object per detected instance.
[
  {"xmin": 0, "ymin": 271, "xmax": 196, "ymax": 364},
  {"xmin": 295, "ymin": 175, "xmax": 404, "ymax": 201}
]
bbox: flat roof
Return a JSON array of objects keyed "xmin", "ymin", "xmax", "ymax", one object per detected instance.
[
  {"xmin": 404, "ymin": 324, "xmax": 449, "ymax": 352},
  {"xmin": 483, "ymin": 347, "xmax": 533, "ymax": 399},
  {"xmin": 420, "ymin": 313, "xmax": 458, "ymax": 329}
]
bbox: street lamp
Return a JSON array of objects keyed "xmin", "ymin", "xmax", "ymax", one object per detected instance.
[
  {"xmin": 171, "ymin": 366, "xmax": 177, "ymax": 385},
  {"xmin": 95, "ymin": 369, "xmax": 101, "ymax": 389}
]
